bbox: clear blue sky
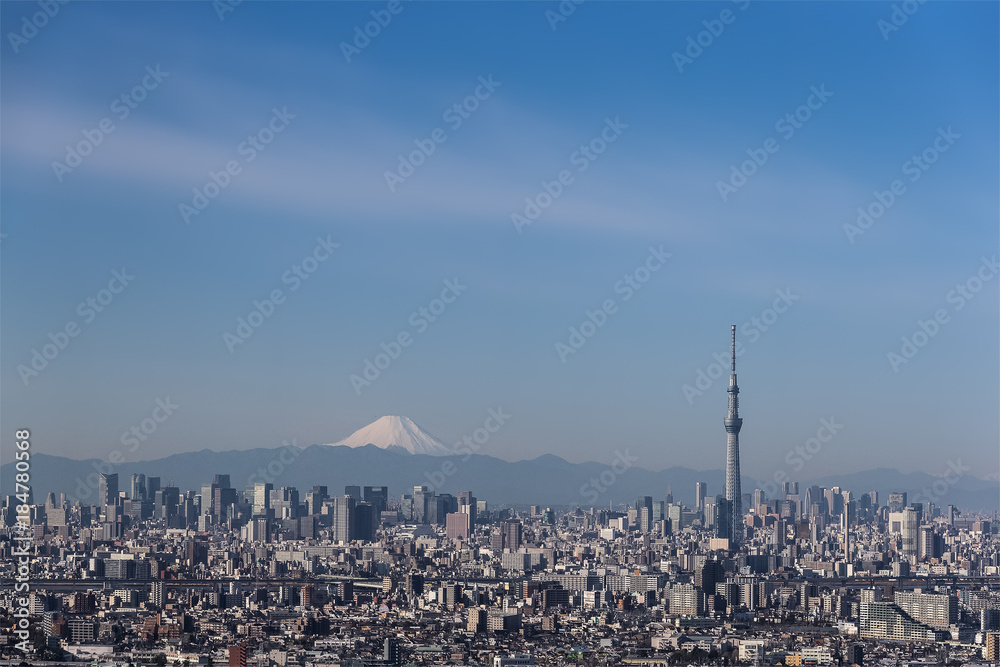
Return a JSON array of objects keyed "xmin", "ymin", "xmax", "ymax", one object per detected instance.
[{"xmin": 2, "ymin": 1, "xmax": 997, "ymax": 481}]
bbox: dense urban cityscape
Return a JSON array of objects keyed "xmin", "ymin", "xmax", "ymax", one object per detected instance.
[
  {"xmin": 3, "ymin": 2, "xmax": 997, "ymax": 667},
  {"xmin": 3, "ymin": 332, "xmax": 998, "ymax": 667}
]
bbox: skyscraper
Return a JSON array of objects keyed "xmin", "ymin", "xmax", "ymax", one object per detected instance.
[
  {"xmin": 353, "ymin": 502, "xmax": 375, "ymax": 542},
  {"xmin": 888, "ymin": 491, "xmax": 907, "ymax": 513},
  {"xmin": 413, "ymin": 486, "xmax": 430, "ymax": 524},
  {"xmin": 636, "ymin": 495, "xmax": 653, "ymax": 532},
  {"xmin": 333, "ymin": 496, "xmax": 355, "ymax": 543},
  {"xmin": 457, "ymin": 491, "xmax": 477, "ymax": 527},
  {"xmin": 130, "ymin": 473, "xmax": 145, "ymax": 502},
  {"xmin": 724, "ymin": 325, "xmax": 743, "ymax": 545},
  {"xmin": 364, "ymin": 486, "xmax": 388, "ymax": 514},
  {"xmin": 503, "ymin": 520, "xmax": 522, "ymax": 550},
  {"xmin": 253, "ymin": 482, "xmax": 272, "ymax": 517},
  {"xmin": 900, "ymin": 506, "xmax": 920, "ymax": 559},
  {"xmin": 695, "ymin": 482, "xmax": 706, "ymax": 512},
  {"xmin": 98, "ymin": 473, "xmax": 118, "ymax": 512},
  {"xmin": 146, "ymin": 476, "xmax": 160, "ymax": 500}
]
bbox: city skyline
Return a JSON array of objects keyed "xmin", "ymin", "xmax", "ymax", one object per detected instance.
[
  {"xmin": 2, "ymin": 2, "xmax": 998, "ymax": 480},
  {"xmin": 2, "ymin": 2, "xmax": 998, "ymax": 665}
]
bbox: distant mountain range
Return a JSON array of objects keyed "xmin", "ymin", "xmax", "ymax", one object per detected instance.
[{"xmin": 5, "ymin": 416, "xmax": 997, "ymax": 511}]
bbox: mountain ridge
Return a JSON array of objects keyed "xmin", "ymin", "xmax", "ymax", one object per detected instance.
[{"xmin": 4, "ymin": 446, "xmax": 996, "ymax": 511}]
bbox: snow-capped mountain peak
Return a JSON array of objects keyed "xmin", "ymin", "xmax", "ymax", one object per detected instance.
[{"xmin": 324, "ymin": 416, "xmax": 454, "ymax": 456}]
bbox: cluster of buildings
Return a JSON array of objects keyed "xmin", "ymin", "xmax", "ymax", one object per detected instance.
[
  {"xmin": 1, "ymin": 471, "xmax": 998, "ymax": 666},
  {"xmin": 2, "ymin": 330, "xmax": 996, "ymax": 665}
]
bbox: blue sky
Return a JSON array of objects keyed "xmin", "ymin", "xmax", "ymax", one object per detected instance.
[{"xmin": 2, "ymin": 1, "xmax": 997, "ymax": 483}]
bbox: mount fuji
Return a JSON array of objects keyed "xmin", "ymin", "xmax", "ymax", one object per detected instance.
[{"xmin": 323, "ymin": 415, "xmax": 455, "ymax": 456}]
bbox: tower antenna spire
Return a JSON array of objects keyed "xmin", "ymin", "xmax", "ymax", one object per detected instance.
[{"xmin": 731, "ymin": 324, "xmax": 736, "ymax": 372}]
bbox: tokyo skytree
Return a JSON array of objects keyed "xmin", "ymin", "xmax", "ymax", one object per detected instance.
[{"xmin": 724, "ymin": 324, "xmax": 743, "ymax": 544}]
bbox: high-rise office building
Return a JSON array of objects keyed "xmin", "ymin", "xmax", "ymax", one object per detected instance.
[
  {"xmin": 155, "ymin": 486, "xmax": 180, "ymax": 520},
  {"xmin": 146, "ymin": 476, "xmax": 160, "ymax": 500},
  {"xmin": 888, "ymin": 492, "xmax": 907, "ymax": 513},
  {"xmin": 723, "ymin": 325, "xmax": 743, "ymax": 544},
  {"xmin": 333, "ymin": 496, "xmax": 355, "ymax": 543},
  {"xmin": 695, "ymin": 559, "xmax": 724, "ymax": 593},
  {"xmin": 253, "ymin": 482, "xmax": 273, "ymax": 516},
  {"xmin": 457, "ymin": 491, "xmax": 477, "ymax": 527},
  {"xmin": 130, "ymin": 473, "xmax": 145, "ymax": 502},
  {"xmin": 714, "ymin": 497, "xmax": 731, "ymax": 541},
  {"xmin": 900, "ymin": 506, "xmax": 920, "ymax": 559},
  {"xmin": 695, "ymin": 482, "xmax": 706, "ymax": 512},
  {"xmin": 636, "ymin": 496, "xmax": 653, "ymax": 532},
  {"xmin": 305, "ymin": 486, "xmax": 327, "ymax": 515},
  {"xmin": 503, "ymin": 520, "xmax": 522, "ymax": 550},
  {"xmin": 213, "ymin": 486, "xmax": 237, "ymax": 521},
  {"xmin": 200, "ymin": 482, "xmax": 217, "ymax": 517},
  {"xmin": 639, "ymin": 506, "xmax": 652, "ymax": 533},
  {"xmin": 918, "ymin": 524, "xmax": 940, "ymax": 560},
  {"xmin": 353, "ymin": 501, "xmax": 375, "ymax": 542},
  {"xmin": 413, "ymin": 486, "xmax": 430, "ymax": 524},
  {"xmin": 429, "ymin": 493, "xmax": 456, "ymax": 525},
  {"xmin": 98, "ymin": 473, "xmax": 118, "ymax": 512},
  {"xmin": 364, "ymin": 486, "xmax": 388, "ymax": 514},
  {"xmin": 446, "ymin": 512, "xmax": 470, "ymax": 540},
  {"xmin": 702, "ymin": 495, "xmax": 716, "ymax": 528}
]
